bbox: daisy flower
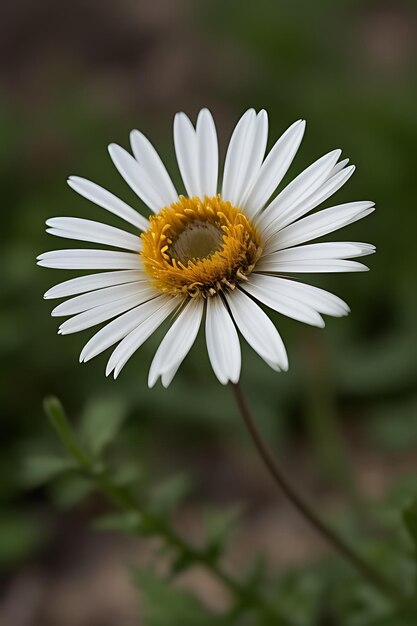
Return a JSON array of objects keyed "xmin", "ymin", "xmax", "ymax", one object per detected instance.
[{"xmin": 38, "ymin": 109, "xmax": 375, "ymax": 387}]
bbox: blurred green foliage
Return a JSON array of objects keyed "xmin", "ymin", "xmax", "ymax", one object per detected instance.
[
  {"xmin": 1, "ymin": 0, "xmax": 417, "ymax": 623},
  {"xmin": 21, "ymin": 397, "xmax": 417, "ymax": 625}
]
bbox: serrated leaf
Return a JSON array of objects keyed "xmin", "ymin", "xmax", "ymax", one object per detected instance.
[
  {"xmin": 132, "ymin": 568, "xmax": 227, "ymax": 626},
  {"xmin": 22, "ymin": 455, "xmax": 76, "ymax": 488},
  {"xmin": 93, "ymin": 511, "xmax": 142, "ymax": 534},
  {"xmin": 79, "ymin": 396, "xmax": 127, "ymax": 457},
  {"xmin": 150, "ymin": 473, "xmax": 193, "ymax": 515}
]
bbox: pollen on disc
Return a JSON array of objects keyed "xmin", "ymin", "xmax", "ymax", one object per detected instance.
[{"xmin": 140, "ymin": 195, "xmax": 263, "ymax": 298}]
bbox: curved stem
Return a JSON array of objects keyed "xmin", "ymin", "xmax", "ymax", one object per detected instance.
[{"xmin": 231, "ymin": 382, "xmax": 404, "ymax": 604}]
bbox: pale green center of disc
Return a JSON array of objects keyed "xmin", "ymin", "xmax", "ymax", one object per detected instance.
[{"xmin": 169, "ymin": 220, "xmax": 224, "ymax": 265}]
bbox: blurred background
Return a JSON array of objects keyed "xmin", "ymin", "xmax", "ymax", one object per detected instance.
[{"xmin": 1, "ymin": 0, "xmax": 417, "ymax": 624}]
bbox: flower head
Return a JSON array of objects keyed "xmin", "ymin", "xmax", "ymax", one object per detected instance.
[{"xmin": 38, "ymin": 108, "xmax": 374, "ymax": 386}]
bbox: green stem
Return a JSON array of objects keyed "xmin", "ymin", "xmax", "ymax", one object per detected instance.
[
  {"xmin": 44, "ymin": 397, "xmax": 90, "ymax": 468},
  {"xmin": 302, "ymin": 332, "xmax": 359, "ymax": 507},
  {"xmin": 231, "ymin": 382, "xmax": 405, "ymax": 605},
  {"xmin": 44, "ymin": 397, "xmax": 293, "ymax": 626}
]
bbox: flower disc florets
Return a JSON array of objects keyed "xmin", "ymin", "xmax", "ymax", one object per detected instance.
[{"xmin": 140, "ymin": 195, "xmax": 263, "ymax": 297}]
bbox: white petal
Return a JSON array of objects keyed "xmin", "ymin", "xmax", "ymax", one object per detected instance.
[
  {"xmin": 257, "ymin": 259, "xmax": 369, "ymax": 273},
  {"xmin": 129, "ymin": 130, "xmax": 178, "ymax": 206},
  {"xmin": 148, "ymin": 298, "xmax": 204, "ymax": 387},
  {"xmin": 259, "ymin": 149, "xmax": 342, "ymax": 233},
  {"xmin": 58, "ymin": 292, "xmax": 155, "ymax": 335},
  {"xmin": 242, "ymin": 119, "xmax": 306, "ymax": 217},
  {"xmin": 242, "ymin": 274, "xmax": 325, "ymax": 327},
  {"xmin": 232, "ymin": 110, "xmax": 269, "ymax": 207},
  {"xmin": 267, "ymin": 201, "xmax": 375, "ymax": 251},
  {"xmin": 46, "ymin": 217, "xmax": 141, "ymax": 252},
  {"xmin": 251, "ymin": 275, "xmax": 349, "ymax": 317},
  {"xmin": 44, "ymin": 270, "xmax": 146, "ymax": 300},
  {"xmin": 80, "ymin": 295, "xmax": 177, "ymax": 363},
  {"xmin": 225, "ymin": 289, "xmax": 288, "ymax": 371},
  {"xmin": 271, "ymin": 149, "xmax": 342, "ymax": 212},
  {"xmin": 221, "ymin": 109, "xmax": 256, "ymax": 205},
  {"xmin": 37, "ymin": 249, "xmax": 143, "ymax": 270},
  {"xmin": 260, "ymin": 164, "xmax": 355, "ymax": 237},
  {"xmin": 173, "ymin": 112, "xmax": 200, "ymax": 197},
  {"xmin": 160, "ymin": 362, "xmax": 182, "ymax": 388},
  {"xmin": 330, "ymin": 158, "xmax": 349, "ymax": 176},
  {"xmin": 205, "ymin": 296, "xmax": 241, "ymax": 384},
  {"xmin": 51, "ymin": 282, "xmax": 156, "ymax": 316},
  {"xmin": 108, "ymin": 143, "xmax": 166, "ymax": 212},
  {"xmin": 196, "ymin": 108, "xmax": 218, "ymax": 197},
  {"xmin": 107, "ymin": 297, "xmax": 185, "ymax": 379},
  {"xmin": 258, "ymin": 242, "xmax": 375, "ymax": 269},
  {"xmin": 67, "ymin": 176, "xmax": 149, "ymax": 231}
]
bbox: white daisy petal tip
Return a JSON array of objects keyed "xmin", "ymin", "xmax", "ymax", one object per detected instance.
[
  {"xmin": 161, "ymin": 375, "xmax": 173, "ymax": 389},
  {"xmin": 107, "ymin": 142, "xmax": 119, "ymax": 156},
  {"xmin": 292, "ymin": 119, "xmax": 306, "ymax": 134},
  {"xmin": 277, "ymin": 361, "xmax": 288, "ymax": 373},
  {"xmin": 67, "ymin": 175, "xmax": 87, "ymax": 191},
  {"xmin": 264, "ymin": 360, "xmax": 281, "ymax": 373},
  {"xmin": 173, "ymin": 111, "xmax": 191, "ymax": 129},
  {"xmin": 197, "ymin": 107, "xmax": 212, "ymax": 120},
  {"xmin": 79, "ymin": 345, "xmax": 94, "ymax": 363},
  {"xmin": 104, "ymin": 362, "xmax": 112, "ymax": 377},
  {"xmin": 147, "ymin": 373, "xmax": 157, "ymax": 389}
]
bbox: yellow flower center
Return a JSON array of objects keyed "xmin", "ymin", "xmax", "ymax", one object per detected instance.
[{"xmin": 140, "ymin": 195, "xmax": 263, "ymax": 297}]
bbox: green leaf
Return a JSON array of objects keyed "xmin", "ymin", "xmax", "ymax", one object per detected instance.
[
  {"xmin": 21, "ymin": 454, "xmax": 76, "ymax": 488},
  {"xmin": 49, "ymin": 473, "xmax": 93, "ymax": 509},
  {"xmin": 44, "ymin": 396, "xmax": 90, "ymax": 467},
  {"xmin": 79, "ymin": 396, "xmax": 127, "ymax": 457},
  {"xmin": 111, "ymin": 460, "xmax": 143, "ymax": 487},
  {"xmin": 150, "ymin": 473, "xmax": 193, "ymax": 515},
  {"xmin": 204, "ymin": 505, "xmax": 243, "ymax": 560},
  {"xmin": 132, "ymin": 569, "xmax": 227, "ymax": 626}
]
